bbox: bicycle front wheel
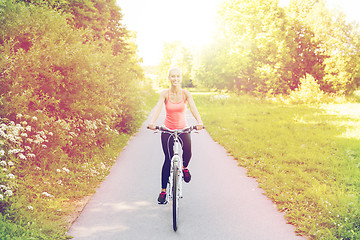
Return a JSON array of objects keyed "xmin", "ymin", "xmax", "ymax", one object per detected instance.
[{"xmin": 172, "ymin": 164, "xmax": 179, "ymax": 231}]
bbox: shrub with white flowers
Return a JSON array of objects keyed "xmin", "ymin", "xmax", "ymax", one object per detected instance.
[
  {"xmin": 0, "ymin": 111, "xmax": 120, "ymax": 206},
  {"xmin": 0, "ymin": 120, "xmax": 18, "ymax": 202},
  {"xmin": 0, "ymin": 114, "xmax": 53, "ymax": 202}
]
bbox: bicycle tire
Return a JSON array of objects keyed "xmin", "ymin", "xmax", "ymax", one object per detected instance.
[{"xmin": 172, "ymin": 164, "xmax": 179, "ymax": 231}]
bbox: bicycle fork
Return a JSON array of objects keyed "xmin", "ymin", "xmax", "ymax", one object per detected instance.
[{"xmin": 167, "ymin": 140, "xmax": 183, "ymax": 202}]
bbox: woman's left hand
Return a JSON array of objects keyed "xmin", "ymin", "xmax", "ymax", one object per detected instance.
[{"xmin": 196, "ymin": 124, "xmax": 204, "ymax": 130}]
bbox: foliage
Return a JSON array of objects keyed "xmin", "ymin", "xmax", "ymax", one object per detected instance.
[
  {"xmin": 0, "ymin": 0, "xmax": 149, "ymax": 238},
  {"xmin": 0, "ymin": 85, "xmax": 156, "ymax": 238},
  {"xmin": 156, "ymin": 41, "xmax": 194, "ymax": 88},
  {"xmin": 192, "ymin": 37, "xmax": 238, "ymax": 90},
  {"xmin": 288, "ymin": 0, "xmax": 360, "ymax": 94},
  {"xmin": 0, "ymin": 112, "xmax": 132, "ymax": 238},
  {"xmin": 18, "ymin": 0, "xmax": 130, "ymax": 56},
  {"xmin": 288, "ymin": 74, "xmax": 324, "ymax": 104},
  {"xmin": 285, "ymin": 20, "xmax": 326, "ymax": 91},
  {"xmin": 190, "ymin": 0, "xmax": 360, "ymax": 96},
  {"xmin": 196, "ymin": 0, "xmax": 294, "ymax": 94},
  {"xmin": 195, "ymin": 93, "xmax": 360, "ymax": 239}
]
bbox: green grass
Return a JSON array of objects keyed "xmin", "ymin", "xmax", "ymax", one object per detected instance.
[{"xmin": 194, "ymin": 93, "xmax": 360, "ymax": 240}]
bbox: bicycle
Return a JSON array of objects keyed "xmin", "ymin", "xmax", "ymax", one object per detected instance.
[{"xmin": 148, "ymin": 125, "xmax": 203, "ymax": 231}]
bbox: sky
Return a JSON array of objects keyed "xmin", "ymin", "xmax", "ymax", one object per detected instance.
[
  {"xmin": 117, "ymin": 0, "xmax": 360, "ymax": 66},
  {"xmin": 116, "ymin": 0, "xmax": 222, "ymax": 65},
  {"xmin": 279, "ymin": 0, "xmax": 360, "ymax": 21}
]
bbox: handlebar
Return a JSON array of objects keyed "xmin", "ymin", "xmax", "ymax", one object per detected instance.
[{"xmin": 147, "ymin": 125, "xmax": 205, "ymax": 133}]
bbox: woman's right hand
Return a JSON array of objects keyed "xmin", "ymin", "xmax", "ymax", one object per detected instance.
[{"xmin": 148, "ymin": 123, "xmax": 156, "ymax": 130}]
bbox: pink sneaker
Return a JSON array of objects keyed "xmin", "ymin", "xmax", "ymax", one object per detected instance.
[
  {"xmin": 183, "ymin": 169, "xmax": 191, "ymax": 183},
  {"xmin": 158, "ymin": 191, "xmax": 167, "ymax": 204}
]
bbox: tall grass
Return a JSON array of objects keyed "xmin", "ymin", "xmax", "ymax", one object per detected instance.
[{"xmin": 194, "ymin": 93, "xmax": 360, "ymax": 239}]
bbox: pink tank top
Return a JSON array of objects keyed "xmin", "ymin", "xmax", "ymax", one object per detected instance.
[{"xmin": 164, "ymin": 90, "xmax": 187, "ymax": 130}]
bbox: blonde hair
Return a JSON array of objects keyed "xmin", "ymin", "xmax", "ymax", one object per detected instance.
[{"xmin": 168, "ymin": 67, "xmax": 182, "ymax": 77}]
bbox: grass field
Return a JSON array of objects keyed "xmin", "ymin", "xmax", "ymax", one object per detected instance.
[{"xmin": 193, "ymin": 93, "xmax": 360, "ymax": 240}]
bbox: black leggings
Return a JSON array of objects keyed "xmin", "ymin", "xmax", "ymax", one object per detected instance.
[{"xmin": 161, "ymin": 132, "xmax": 192, "ymax": 189}]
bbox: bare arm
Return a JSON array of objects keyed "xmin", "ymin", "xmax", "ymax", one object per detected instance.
[
  {"xmin": 148, "ymin": 90, "xmax": 167, "ymax": 130},
  {"xmin": 184, "ymin": 90, "xmax": 203, "ymax": 129}
]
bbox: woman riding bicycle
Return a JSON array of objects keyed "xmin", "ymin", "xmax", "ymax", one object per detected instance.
[{"xmin": 148, "ymin": 67, "xmax": 203, "ymax": 204}]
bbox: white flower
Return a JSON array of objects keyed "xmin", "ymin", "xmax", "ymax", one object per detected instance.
[
  {"xmin": 34, "ymin": 135, "xmax": 44, "ymax": 143},
  {"xmin": 27, "ymin": 206, "xmax": 34, "ymax": 210},
  {"xmin": 56, "ymin": 169, "xmax": 61, "ymax": 173},
  {"xmin": 18, "ymin": 153, "xmax": 26, "ymax": 160},
  {"xmin": 0, "ymin": 194, "xmax": 3, "ymax": 201},
  {"xmin": 25, "ymin": 126, "xmax": 31, "ymax": 132},
  {"xmin": 62, "ymin": 167, "xmax": 70, "ymax": 173},
  {"xmin": 20, "ymin": 133, "xmax": 28, "ymax": 138},
  {"xmin": 7, "ymin": 161, "xmax": 14, "ymax": 167},
  {"xmin": 9, "ymin": 149, "xmax": 21, "ymax": 154},
  {"xmin": 39, "ymin": 131, "xmax": 46, "ymax": 139},
  {"xmin": 0, "ymin": 150, "xmax": 5, "ymax": 156},
  {"xmin": 42, "ymin": 192, "xmax": 54, "ymax": 198},
  {"xmin": 16, "ymin": 114, "xmax": 23, "ymax": 119},
  {"xmin": 5, "ymin": 190, "xmax": 13, "ymax": 197},
  {"xmin": 0, "ymin": 160, "xmax": 6, "ymax": 166},
  {"xmin": 7, "ymin": 173, "xmax": 15, "ymax": 179},
  {"xmin": 32, "ymin": 116, "xmax": 38, "ymax": 121},
  {"xmin": 27, "ymin": 153, "xmax": 36, "ymax": 158}
]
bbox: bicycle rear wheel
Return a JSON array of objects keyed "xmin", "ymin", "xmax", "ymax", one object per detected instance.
[{"xmin": 172, "ymin": 165, "xmax": 179, "ymax": 231}]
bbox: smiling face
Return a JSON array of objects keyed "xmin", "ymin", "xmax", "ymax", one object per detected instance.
[{"xmin": 168, "ymin": 68, "xmax": 182, "ymax": 87}]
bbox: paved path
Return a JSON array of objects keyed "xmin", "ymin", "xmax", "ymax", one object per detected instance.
[{"xmin": 67, "ymin": 109, "xmax": 306, "ymax": 240}]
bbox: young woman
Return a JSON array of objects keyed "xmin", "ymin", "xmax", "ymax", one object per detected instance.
[{"xmin": 148, "ymin": 67, "xmax": 203, "ymax": 204}]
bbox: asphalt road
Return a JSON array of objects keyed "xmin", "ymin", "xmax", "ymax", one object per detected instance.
[{"xmin": 67, "ymin": 109, "xmax": 306, "ymax": 240}]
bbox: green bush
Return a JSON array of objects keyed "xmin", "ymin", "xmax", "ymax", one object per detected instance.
[
  {"xmin": 0, "ymin": 0, "xmax": 148, "ymax": 238},
  {"xmin": 288, "ymin": 74, "xmax": 324, "ymax": 104}
]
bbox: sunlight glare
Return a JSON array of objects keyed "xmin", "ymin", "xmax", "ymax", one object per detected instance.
[
  {"xmin": 117, "ymin": 0, "xmax": 221, "ymax": 65},
  {"xmin": 118, "ymin": 0, "xmax": 360, "ymax": 65}
]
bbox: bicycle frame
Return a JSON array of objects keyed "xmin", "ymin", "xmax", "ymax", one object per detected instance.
[
  {"xmin": 148, "ymin": 125, "xmax": 203, "ymax": 231},
  {"xmin": 167, "ymin": 132, "xmax": 183, "ymax": 203}
]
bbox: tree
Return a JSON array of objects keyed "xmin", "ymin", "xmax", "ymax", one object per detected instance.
[
  {"xmin": 287, "ymin": 0, "xmax": 360, "ymax": 94},
  {"xmin": 196, "ymin": 0, "xmax": 360, "ymax": 95},
  {"xmin": 193, "ymin": 37, "xmax": 238, "ymax": 90},
  {"xmin": 157, "ymin": 41, "xmax": 194, "ymax": 88},
  {"xmin": 18, "ymin": 0, "xmax": 130, "ymax": 56},
  {"xmin": 285, "ymin": 0, "xmax": 327, "ymax": 90},
  {"xmin": 212, "ymin": 0, "xmax": 294, "ymax": 94},
  {"xmin": 0, "ymin": 0, "xmax": 144, "ymax": 148}
]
